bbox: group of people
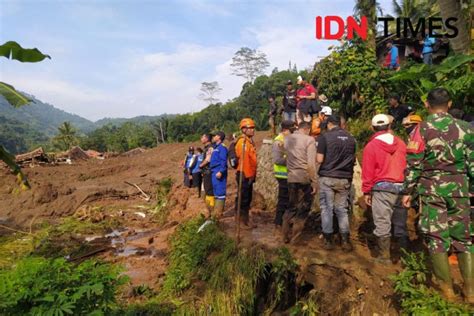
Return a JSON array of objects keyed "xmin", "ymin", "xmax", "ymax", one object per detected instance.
[
  {"xmin": 182, "ymin": 86, "xmax": 473, "ymax": 303},
  {"xmin": 182, "ymin": 119, "xmax": 258, "ymax": 228},
  {"xmin": 384, "ymin": 28, "xmax": 439, "ymax": 70}
]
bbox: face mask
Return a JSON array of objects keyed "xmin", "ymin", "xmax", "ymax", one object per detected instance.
[{"xmin": 405, "ymin": 125, "xmax": 416, "ymax": 134}]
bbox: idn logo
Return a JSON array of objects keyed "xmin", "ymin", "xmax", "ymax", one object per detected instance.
[{"xmin": 315, "ymin": 16, "xmax": 367, "ymax": 40}]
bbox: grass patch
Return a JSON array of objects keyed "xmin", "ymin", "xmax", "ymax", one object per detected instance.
[
  {"xmin": 151, "ymin": 177, "xmax": 173, "ymax": 225},
  {"xmin": 390, "ymin": 252, "xmax": 472, "ymax": 314},
  {"xmin": 147, "ymin": 216, "xmax": 299, "ymax": 315},
  {"xmin": 0, "ymin": 257, "xmax": 128, "ymax": 315}
]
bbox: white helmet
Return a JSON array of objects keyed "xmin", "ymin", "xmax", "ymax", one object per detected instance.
[{"xmin": 320, "ymin": 106, "xmax": 332, "ymax": 116}]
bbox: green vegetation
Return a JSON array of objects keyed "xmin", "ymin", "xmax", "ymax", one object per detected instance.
[
  {"xmin": 0, "ymin": 257, "xmax": 127, "ymax": 315},
  {"xmin": 151, "ymin": 177, "xmax": 173, "ymax": 224},
  {"xmin": 80, "ymin": 121, "xmax": 158, "ymax": 152},
  {"xmin": 390, "ymin": 252, "xmax": 472, "ymax": 314}
]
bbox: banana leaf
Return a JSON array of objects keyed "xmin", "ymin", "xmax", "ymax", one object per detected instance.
[
  {"xmin": 0, "ymin": 41, "xmax": 51, "ymax": 63},
  {"xmin": 0, "ymin": 82, "xmax": 32, "ymax": 108},
  {"xmin": 0, "ymin": 145, "xmax": 30, "ymax": 189},
  {"xmin": 435, "ymin": 54, "xmax": 474, "ymax": 74}
]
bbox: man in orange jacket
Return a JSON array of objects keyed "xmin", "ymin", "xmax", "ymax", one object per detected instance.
[{"xmin": 235, "ymin": 118, "xmax": 258, "ymax": 228}]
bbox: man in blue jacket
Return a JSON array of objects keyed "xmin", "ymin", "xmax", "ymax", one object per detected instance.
[
  {"xmin": 210, "ymin": 131, "xmax": 228, "ymax": 218},
  {"xmin": 421, "ymin": 28, "xmax": 436, "ymax": 65}
]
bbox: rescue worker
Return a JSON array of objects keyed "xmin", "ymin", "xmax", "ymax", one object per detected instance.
[
  {"xmin": 282, "ymin": 121, "xmax": 317, "ymax": 244},
  {"xmin": 316, "ymin": 115, "xmax": 356, "ymax": 251},
  {"xmin": 210, "ymin": 131, "xmax": 228, "ymax": 218},
  {"xmin": 182, "ymin": 146, "xmax": 195, "ymax": 188},
  {"xmin": 402, "ymin": 114, "xmax": 423, "ymax": 138},
  {"xmin": 401, "ymin": 88, "xmax": 474, "ymax": 303},
  {"xmin": 235, "ymin": 118, "xmax": 258, "ymax": 229},
  {"xmin": 311, "ymin": 105, "xmax": 332, "ymax": 137},
  {"xmin": 272, "ymin": 120, "xmax": 296, "ymax": 234},
  {"xmin": 190, "ymin": 147, "xmax": 204, "ymax": 198},
  {"xmin": 362, "ymin": 114, "xmax": 407, "ymax": 264},
  {"xmin": 200, "ymin": 134, "xmax": 214, "ymax": 215}
]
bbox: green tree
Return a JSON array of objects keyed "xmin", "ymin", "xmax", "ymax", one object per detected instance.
[
  {"xmin": 354, "ymin": 0, "xmax": 382, "ymax": 48},
  {"xmin": 199, "ymin": 81, "xmax": 222, "ymax": 105},
  {"xmin": 53, "ymin": 121, "xmax": 79, "ymax": 151},
  {"xmin": 230, "ymin": 47, "xmax": 270, "ymax": 83},
  {"xmin": 437, "ymin": 0, "xmax": 471, "ymax": 54}
]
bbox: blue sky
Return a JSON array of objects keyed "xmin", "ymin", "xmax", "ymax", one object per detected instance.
[{"xmin": 1, "ymin": 0, "xmax": 394, "ymax": 121}]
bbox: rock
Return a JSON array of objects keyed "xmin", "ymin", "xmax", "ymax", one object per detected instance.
[{"xmin": 254, "ymin": 140, "xmax": 278, "ymax": 211}]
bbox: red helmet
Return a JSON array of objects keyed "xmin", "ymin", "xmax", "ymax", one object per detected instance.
[{"xmin": 240, "ymin": 118, "xmax": 256, "ymax": 129}]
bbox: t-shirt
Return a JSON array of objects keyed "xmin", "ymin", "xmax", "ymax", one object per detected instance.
[
  {"xmin": 283, "ymin": 90, "xmax": 297, "ymax": 113},
  {"xmin": 317, "ymin": 127, "xmax": 356, "ymax": 179},
  {"xmin": 389, "ymin": 104, "xmax": 412, "ymax": 124},
  {"xmin": 297, "ymin": 83, "xmax": 317, "ymax": 107}
]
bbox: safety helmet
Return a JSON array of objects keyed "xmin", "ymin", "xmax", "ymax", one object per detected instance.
[{"xmin": 240, "ymin": 118, "xmax": 256, "ymax": 129}]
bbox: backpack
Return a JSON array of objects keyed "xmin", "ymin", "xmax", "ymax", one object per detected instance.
[
  {"xmin": 432, "ymin": 38, "xmax": 442, "ymax": 53},
  {"xmin": 228, "ymin": 137, "xmax": 241, "ymax": 169}
]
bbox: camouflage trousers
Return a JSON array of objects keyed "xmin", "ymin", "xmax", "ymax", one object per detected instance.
[{"xmin": 420, "ymin": 194, "xmax": 473, "ymax": 254}]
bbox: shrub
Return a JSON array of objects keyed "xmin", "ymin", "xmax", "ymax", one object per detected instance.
[
  {"xmin": 0, "ymin": 257, "xmax": 128, "ymax": 315},
  {"xmin": 390, "ymin": 252, "xmax": 471, "ymax": 314}
]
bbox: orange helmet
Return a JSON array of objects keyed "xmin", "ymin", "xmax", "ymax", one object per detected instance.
[
  {"xmin": 240, "ymin": 118, "xmax": 256, "ymax": 129},
  {"xmin": 408, "ymin": 114, "xmax": 422, "ymax": 123}
]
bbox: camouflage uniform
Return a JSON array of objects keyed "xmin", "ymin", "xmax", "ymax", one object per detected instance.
[{"xmin": 402, "ymin": 112, "xmax": 473, "ymax": 254}]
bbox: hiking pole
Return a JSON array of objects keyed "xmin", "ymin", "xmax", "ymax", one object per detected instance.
[{"xmin": 236, "ymin": 137, "xmax": 246, "ymax": 245}]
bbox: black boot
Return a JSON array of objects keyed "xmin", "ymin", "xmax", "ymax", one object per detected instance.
[
  {"xmin": 373, "ymin": 237, "xmax": 391, "ymax": 264},
  {"xmin": 341, "ymin": 233, "xmax": 353, "ymax": 251},
  {"xmin": 398, "ymin": 236, "xmax": 409, "ymax": 256},
  {"xmin": 323, "ymin": 233, "xmax": 335, "ymax": 250}
]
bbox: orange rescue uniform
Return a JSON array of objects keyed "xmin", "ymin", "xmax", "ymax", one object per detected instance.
[{"xmin": 235, "ymin": 135, "xmax": 257, "ymax": 178}]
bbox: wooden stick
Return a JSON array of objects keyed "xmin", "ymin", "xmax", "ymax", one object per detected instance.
[
  {"xmin": 0, "ymin": 224, "xmax": 30, "ymax": 235},
  {"xmin": 124, "ymin": 181, "xmax": 151, "ymax": 201},
  {"xmin": 236, "ymin": 137, "xmax": 247, "ymax": 244}
]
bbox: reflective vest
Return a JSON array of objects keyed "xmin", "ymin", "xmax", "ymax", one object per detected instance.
[{"xmin": 273, "ymin": 134, "xmax": 288, "ymax": 179}]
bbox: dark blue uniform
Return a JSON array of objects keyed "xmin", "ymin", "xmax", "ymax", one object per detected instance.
[{"xmin": 210, "ymin": 143, "xmax": 228, "ymax": 201}]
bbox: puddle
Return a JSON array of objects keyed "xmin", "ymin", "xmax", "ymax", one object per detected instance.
[{"xmin": 82, "ymin": 227, "xmax": 164, "ymax": 258}]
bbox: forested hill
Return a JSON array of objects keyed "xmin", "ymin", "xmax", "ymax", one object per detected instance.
[
  {"xmin": 0, "ymin": 95, "xmax": 96, "ymax": 136},
  {"xmin": 0, "ymin": 94, "xmax": 171, "ymax": 154}
]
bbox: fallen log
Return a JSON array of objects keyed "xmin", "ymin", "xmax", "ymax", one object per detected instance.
[{"xmin": 124, "ymin": 181, "xmax": 151, "ymax": 201}]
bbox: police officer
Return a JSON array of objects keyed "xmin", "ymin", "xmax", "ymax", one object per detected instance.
[
  {"xmin": 210, "ymin": 131, "xmax": 228, "ymax": 218},
  {"xmin": 402, "ymin": 88, "xmax": 473, "ymax": 303},
  {"xmin": 272, "ymin": 120, "xmax": 295, "ymax": 234}
]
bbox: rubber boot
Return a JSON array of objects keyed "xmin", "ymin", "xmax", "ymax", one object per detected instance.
[
  {"xmin": 398, "ymin": 236, "xmax": 409, "ymax": 254},
  {"xmin": 430, "ymin": 253, "xmax": 456, "ymax": 301},
  {"xmin": 323, "ymin": 233, "xmax": 335, "ymax": 250},
  {"xmin": 457, "ymin": 252, "xmax": 474, "ymax": 304},
  {"xmin": 205, "ymin": 195, "xmax": 215, "ymax": 217},
  {"xmin": 290, "ymin": 218, "xmax": 305, "ymax": 244},
  {"xmin": 214, "ymin": 199, "xmax": 225, "ymax": 219},
  {"xmin": 341, "ymin": 233, "xmax": 353, "ymax": 251},
  {"xmin": 282, "ymin": 216, "xmax": 291, "ymax": 244},
  {"xmin": 374, "ymin": 237, "xmax": 391, "ymax": 264}
]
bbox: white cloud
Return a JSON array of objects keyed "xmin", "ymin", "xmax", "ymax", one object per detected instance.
[{"xmin": 2, "ymin": 1, "xmax": 358, "ymax": 121}]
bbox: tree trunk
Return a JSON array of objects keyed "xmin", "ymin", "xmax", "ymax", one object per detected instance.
[{"xmin": 437, "ymin": 0, "xmax": 470, "ymax": 54}]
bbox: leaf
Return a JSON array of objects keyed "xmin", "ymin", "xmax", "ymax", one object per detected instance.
[
  {"xmin": 419, "ymin": 78, "xmax": 435, "ymax": 91},
  {"xmin": 0, "ymin": 41, "xmax": 51, "ymax": 62},
  {"xmin": 0, "ymin": 145, "xmax": 30, "ymax": 189},
  {"xmin": 435, "ymin": 54, "xmax": 474, "ymax": 74},
  {"xmin": 0, "ymin": 82, "xmax": 32, "ymax": 107}
]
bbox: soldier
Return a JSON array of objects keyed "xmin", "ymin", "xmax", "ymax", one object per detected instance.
[{"xmin": 402, "ymin": 88, "xmax": 473, "ymax": 303}]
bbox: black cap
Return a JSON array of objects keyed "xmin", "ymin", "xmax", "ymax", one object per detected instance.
[
  {"xmin": 286, "ymin": 80, "xmax": 292, "ymax": 85},
  {"xmin": 281, "ymin": 120, "xmax": 295, "ymax": 130},
  {"xmin": 189, "ymin": 146, "xmax": 195, "ymax": 151},
  {"xmin": 326, "ymin": 115, "xmax": 341, "ymax": 125},
  {"xmin": 215, "ymin": 131, "xmax": 226, "ymax": 141}
]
